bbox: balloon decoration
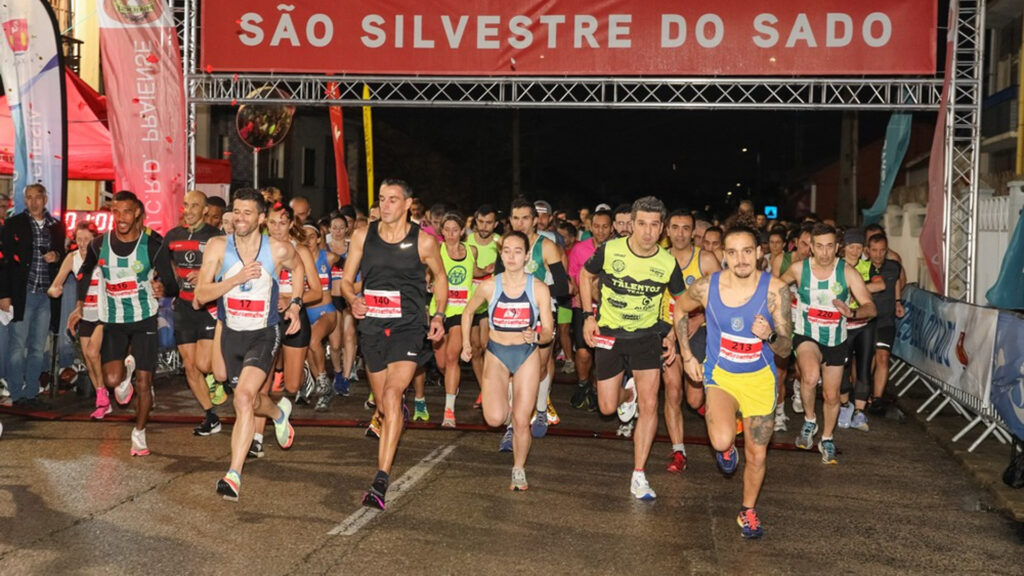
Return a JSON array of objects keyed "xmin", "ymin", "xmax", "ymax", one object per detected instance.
[{"xmin": 235, "ymin": 86, "xmax": 295, "ymax": 187}]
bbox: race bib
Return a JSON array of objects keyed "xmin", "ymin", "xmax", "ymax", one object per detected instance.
[
  {"xmin": 279, "ymin": 269, "xmax": 293, "ymax": 292},
  {"xmin": 448, "ymin": 288, "xmax": 469, "ymax": 308},
  {"xmin": 319, "ymin": 273, "xmax": 330, "ymax": 289},
  {"xmin": 331, "ymin": 267, "xmax": 344, "ymax": 282},
  {"xmin": 84, "ymin": 280, "xmax": 99, "ymax": 309},
  {"xmin": 720, "ymin": 334, "xmax": 762, "ymax": 363},
  {"xmin": 105, "ymin": 279, "xmax": 138, "ymax": 298},
  {"xmin": 492, "ymin": 302, "xmax": 532, "ymax": 330},
  {"xmin": 365, "ymin": 289, "xmax": 402, "ymax": 318},
  {"xmin": 809, "ymin": 307, "xmax": 842, "ymax": 326},
  {"xmin": 226, "ymin": 297, "xmax": 266, "ymax": 319},
  {"xmin": 593, "ymin": 334, "xmax": 616, "ymax": 350}
]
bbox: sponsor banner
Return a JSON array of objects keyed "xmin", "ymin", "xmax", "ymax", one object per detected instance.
[
  {"xmin": 991, "ymin": 312, "xmax": 1024, "ymax": 440},
  {"xmin": 0, "ymin": 0, "xmax": 66, "ymax": 215},
  {"xmin": 894, "ymin": 285, "xmax": 997, "ymax": 405},
  {"xmin": 98, "ymin": 0, "xmax": 186, "ymax": 234},
  {"xmin": 327, "ymin": 82, "xmax": 351, "ymax": 207},
  {"xmin": 201, "ymin": 0, "xmax": 937, "ymax": 76},
  {"xmin": 863, "ymin": 110, "xmax": 911, "ymax": 225},
  {"xmin": 921, "ymin": 0, "xmax": 956, "ymax": 294}
]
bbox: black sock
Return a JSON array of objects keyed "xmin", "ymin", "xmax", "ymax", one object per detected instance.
[
  {"xmin": 206, "ymin": 408, "xmax": 216, "ymax": 417},
  {"xmin": 373, "ymin": 470, "xmax": 390, "ymax": 491}
]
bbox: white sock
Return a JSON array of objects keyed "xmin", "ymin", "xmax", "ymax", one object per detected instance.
[
  {"xmin": 672, "ymin": 443, "xmax": 686, "ymax": 456},
  {"xmin": 253, "ymin": 433, "xmax": 264, "ymax": 443},
  {"xmin": 444, "ymin": 394, "xmax": 456, "ymax": 412},
  {"xmin": 536, "ymin": 373, "xmax": 551, "ymax": 412}
]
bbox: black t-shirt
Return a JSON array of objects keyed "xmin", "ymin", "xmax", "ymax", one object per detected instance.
[
  {"xmin": 165, "ymin": 223, "xmax": 223, "ymax": 299},
  {"xmin": 869, "ymin": 258, "xmax": 902, "ymax": 326}
]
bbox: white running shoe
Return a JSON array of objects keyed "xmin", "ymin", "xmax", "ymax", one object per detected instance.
[
  {"xmin": 774, "ymin": 404, "xmax": 789, "ymax": 432},
  {"xmin": 617, "ymin": 377, "xmax": 638, "ymax": 423},
  {"xmin": 115, "ymin": 355, "xmax": 136, "ymax": 405},
  {"xmin": 130, "ymin": 427, "xmax": 149, "ymax": 457},
  {"xmin": 791, "ymin": 386, "xmax": 804, "ymax": 414},
  {"xmin": 630, "ymin": 471, "xmax": 656, "ymax": 500}
]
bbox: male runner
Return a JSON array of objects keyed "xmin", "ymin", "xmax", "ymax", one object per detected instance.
[
  {"xmin": 342, "ymin": 178, "xmax": 448, "ymax": 510},
  {"xmin": 779, "ymin": 223, "xmax": 876, "ymax": 464},
  {"xmin": 772, "ymin": 224, "xmax": 812, "ymax": 416},
  {"xmin": 166, "ymin": 191, "xmax": 225, "ymax": 436},
  {"xmin": 568, "ymin": 209, "xmax": 613, "ymax": 410},
  {"xmin": 612, "ymin": 204, "xmax": 632, "ymax": 238},
  {"xmin": 194, "ymin": 188, "xmax": 305, "ymax": 501},
  {"xmin": 662, "ymin": 210, "xmax": 720, "ymax": 472},
  {"xmin": 865, "ymin": 233, "xmax": 904, "ymax": 409},
  {"xmin": 675, "ymin": 225, "xmax": 793, "ymax": 538},
  {"xmin": 508, "ymin": 198, "xmax": 570, "ymax": 438},
  {"xmin": 466, "ymin": 205, "xmax": 499, "ymax": 408},
  {"xmin": 580, "ymin": 196, "xmax": 685, "ymax": 500},
  {"xmin": 69, "ymin": 191, "xmax": 178, "ymax": 456},
  {"xmin": 702, "ymin": 226, "xmax": 724, "ymax": 263}
]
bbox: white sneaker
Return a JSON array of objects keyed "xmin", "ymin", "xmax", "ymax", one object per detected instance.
[
  {"xmin": 630, "ymin": 471, "xmax": 656, "ymax": 500},
  {"xmin": 774, "ymin": 404, "xmax": 789, "ymax": 432},
  {"xmin": 616, "ymin": 417, "xmax": 636, "ymax": 438},
  {"xmin": 0, "ymin": 378, "xmax": 9, "ymax": 398},
  {"xmin": 130, "ymin": 427, "xmax": 149, "ymax": 457},
  {"xmin": 791, "ymin": 387, "xmax": 804, "ymax": 414},
  {"xmin": 560, "ymin": 359, "xmax": 576, "ymax": 375},
  {"xmin": 115, "ymin": 355, "xmax": 136, "ymax": 405},
  {"xmin": 617, "ymin": 378, "xmax": 638, "ymax": 423}
]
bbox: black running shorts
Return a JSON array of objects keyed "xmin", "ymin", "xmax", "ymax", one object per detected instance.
[
  {"xmin": 793, "ymin": 333, "xmax": 849, "ymax": 367},
  {"xmin": 282, "ymin": 307, "xmax": 312, "ymax": 348},
  {"xmin": 222, "ymin": 324, "xmax": 281, "ymax": 387},
  {"xmin": 78, "ymin": 319, "xmax": 100, "ymax": 340},
  {"xmin": 101, "ymin": 316, "xmax": 159, "ymax": 373},
  {"xmin": 173, "ymin": 299, "xmax": 217, "ymax": 345},
  {"xmin": 359, "ymin": 328, "xmax": 432, "ymax": 374},
  {"xmin": 875, "ymin": 324, "xmax": 895, "ymax": 350},
  {"xmin": 594, "ymin": 331, "xmax": 663, "ymax": 381}
]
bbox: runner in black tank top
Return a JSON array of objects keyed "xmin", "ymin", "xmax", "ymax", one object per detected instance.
[{"xmin": 341, "ymin": 179, "xmax": 448, "ymax": 511}]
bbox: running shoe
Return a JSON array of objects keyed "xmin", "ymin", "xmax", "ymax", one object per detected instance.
[
  {"xmin": 585, "ymin": 388, "xmax": 598, "ymax": 413},
  {"xmin": 791, "ymin": 387, "xmax": 804, "ymax": 414},
  {"xmin": 115, "ymin": 355, "xmax": 136, "ymax": 405},
  {"xmin": 531, "ymin": 410, "xmax": 548, "ymax": 438},
  {"xmin": 273, "ymin": 397, "xmax": 295, "ymax": 449},
  {"xmin": 570, "ymin": 383, "xmax": 589, "ymax": 409},
  {"xmin": 314, "ymin": 389, "xmax": 333, "ymax": 412},
  {"xmin": 296, "ymin": 364, "xmax": 315, "ymax": 405},
  {"xmin": 247, "ymin": 438, "xmax": 264, "ymax": 459},
  {"xmin": 362, "ymin": 484, "xmax": 387, "ymax": 510},
  {"xmin": 334, "ymin": 373, "xmax": 350, "ymax": 396},
  {"xmin": 217, "ymin": 470, "xmax": 241, "ymax": 502},
  {"xmin": 271, "ymin": 371, "xmax": 285, "ymax": 394},
  {"xmin": 819, "ymin": 438, "xmax": 838, "ymax": 464},
  {"xmin": 413, "ymin": 398, "xmax": 429, "ymax": 422},
  {"xmin": 473, "ymin": 393, "xmax": 482, "ymax": 410},
  {"xmin": 737, "ymin": 508, "xmax": 764, "ymax": 539},
  {"xmin": 795, "ymin": 420, "xmax": 818, "ymax": 450},
  {"xmin": 630, "ymin": 471, "xmax": 656, "ymax": 500},
  {"xmin": 90, "ymin": 389, "xmax": 112, "ymax": 420},
  {"xmin": 617, "ymin": 418, "xmax": 636, "ymax": 438},
  {"xmin": 350, "ymin": 357, "xmax": 362, "ymax": 382},
  {"xmin": 442, "ymin": 408, "xmax": 456, "ymax": 428},
  {"xmin": 774, "ymin": 404, "xmax": 789, "ymax": 432},
  {"xmin": 130, "ymin": 427, "xmax": 149, "ymax": 457},
  {"xmin": 617, "ymin": 377, "xmax": 638, "ymax": 423},
  {"xmin": 193, "ymin": 412, "xmax": 222, "ymax": 436},
  {"xmin": 716, "ymin": 445, "xmax": 739, "ymax": 475},
  {"xmin": 499, "ymin": 425, "xmax": 514, "ymax": 452},
  {"xmin": 510, "ymin": 467, "xmax": 529, "ymax": 491},
  {"xmin": 366, "ymin": 414, "xmax": 381, "ymax": 439},
  {"xmin": 851, "ymin": 411, "xmax": 870, "ymax": 432},
  {"xmin": 561, "ymin": 359, "xmax": 576, "ymax": 375},
  {"xmin": 546, "ymin": 398, "xmax": 560, "ymax": 426},
  {"xmin": 364, "ymin": 392, "xmax": 376, "ymax": 410},
  {"xmin": 838, "ymin": 402, "xmax": 854, "ymax": 429},
  {"xmin": 209, "ymin": 381, "xmax": 228, "ymax": 407},
  {"xmin": 667, "ymin": 451, "xmax": 688, "ymax": 474}
]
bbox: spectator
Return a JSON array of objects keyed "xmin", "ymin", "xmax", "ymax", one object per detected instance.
[
  {"xmin": 290, "ymin": 195, "xmax": 312, "ymax": 225},
  {"xmin": 0, "ymin": 184, "xmax": 66, "ymax": 406}
]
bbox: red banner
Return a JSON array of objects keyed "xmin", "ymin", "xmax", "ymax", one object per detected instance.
[
  {"xmin": 99, "ymin": 0, "xmax": 185, "ymax": 234},
  {"xmin": 201, "ymin": 0, "xmax": 936, "ymax": 76},
  {"xmin": 327, "ymin": 82, "xmax": 351, "ymax": 207}
]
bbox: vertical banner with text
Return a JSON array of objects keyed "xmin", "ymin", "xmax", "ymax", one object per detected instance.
[
  {"xmin": 98, "ymin": 0, "xmax": 185, "ymax": 234},
  {"xmin": 0, "ymin": 0, "xmax": 66, "ymax": 215}
]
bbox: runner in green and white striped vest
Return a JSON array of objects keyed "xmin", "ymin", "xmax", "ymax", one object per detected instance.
[
  {"xmin": 793, "ymin": 258, "xmax": 849, "ymax": 346},
  {"xmin": 97, "ymin": 229, "xmax": 159, "ymax": 324}
]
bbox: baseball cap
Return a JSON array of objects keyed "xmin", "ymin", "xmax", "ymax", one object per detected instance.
[
  {"xmin": 594, "ymin": 203, "xmax": 611, "ymax": 212},
  {"xmin": 534, "ymin": 200, "xmax": 552, "ymax": 215},
  {"xmin": 842, "ymin": 228, "xmax": 866, "ymax": 246}
]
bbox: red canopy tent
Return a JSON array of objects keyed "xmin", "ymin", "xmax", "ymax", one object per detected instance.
[{"xmin": 0, "ymin": 68, "xmax": 230, "ymax": 183}]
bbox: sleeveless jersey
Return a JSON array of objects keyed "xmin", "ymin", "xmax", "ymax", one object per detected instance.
[
  {"xmin": 314, "ymin": 249, "xmax": 332, "ymax": 292},
  {"xmin": 359, "ymin": 221, "xmax": 428, "ymax": 334},
  {"xmin": 525, "ymin": 235, "xmax": 554, "ymax": 285},
  {"xmin": 467, "ymin": 233, "xmax": 499, "ymax": 314},
  {"xmin": 586, "ymin": 236, "xmax": 685, "ymax": 337},
  {"xmin": 704, "ymin": 271, "xmax": 777, "ymax": 380},
  {"xmin": 779, "ymin": 252, "xmax": 794, "ymax": 275},
  {"xmin": 73, "ymin": 251, "xmax": 100, "ymax": 323},
  {"xmin": 664, "ymin": 246, "xmax": 706, "ymax": 323},
  {"xmin": 430, "ymin": 242, "xmax": 475, "ymax": 318},
  {"xmin": 847, "ymin": 258, "xmax": 873, "ymax": 330},
  {"xmin": 97, "ymin": 231, "xmax": 159, "ymax": 324},
  {"xmin": 218, "ymin": 234, "xmax": 279, "ymax": 331},
  {"xmin": 488, "ymin": 273, "xmax": 538, "ymax": 332},
  {"xmin": 794, "ymin": 259, "xmax": 849, "ymax": 346}
]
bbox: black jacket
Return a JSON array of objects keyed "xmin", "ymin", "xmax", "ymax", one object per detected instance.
[{"xmin": 0, "ymin": 210, "xmax": 66, "ymax": 322}]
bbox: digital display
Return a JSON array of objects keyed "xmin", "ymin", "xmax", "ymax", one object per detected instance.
[
  {"xmin": 63, "ymin": 211, "xmax": 115, "ymax": 235},
  {"xmin": 763, "ymin": 205, "xmax": 778, "ymax": 219}
]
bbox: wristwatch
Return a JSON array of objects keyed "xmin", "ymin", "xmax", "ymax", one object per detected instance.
[
  {"xmin": 288, "ymin": 297, "xmax": 303, "ymax": 309},
  {"xmin": 581, "ymin": 310, "xmax": 594, "ymax": 319},
  {"xmin": 432, "ymin": 312, "xmax": 445, "ymax": 320},
  {"xmin": 766, "ymin": 332, "xmax": 778, "ymax": 344}
]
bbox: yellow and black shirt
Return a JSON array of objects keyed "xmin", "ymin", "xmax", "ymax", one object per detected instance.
[{"xmin": 584, "ymin": 236, "xmax": 686, "ymax": 338}]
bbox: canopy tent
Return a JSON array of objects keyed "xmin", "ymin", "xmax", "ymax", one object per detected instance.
[{"xmin": 0, "ymin": 68, "xmax": 229, "ymax": 183}]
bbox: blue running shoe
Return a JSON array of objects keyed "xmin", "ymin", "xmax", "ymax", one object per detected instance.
[
  {"xmin": 737, "ymin": 508, "xmax": 764, "ymax": 539},
  {"xmin": 795, "ymin": 420, "xmax": 818, "ymax": 450},
  {"xmin": 819, "ymin": 438, "xmax": 838, "ymax": 464},
  {"xmin": 531, "ymin": 410, "xmax": 548, "ymax": 438},
  {"xmin": 716, "ymin": 445, "xmax": 739, "ymax": 475},
  {"xmin": 334, "ymin": 373, "xmax": 350, "ymax": 396},
  {"xmin": 499, "ymin": 425, "xmax": 514, "ymax": 452},
  {"xmin": 838, "ymin": 402, "xmax": 854, "ymax": 429}
]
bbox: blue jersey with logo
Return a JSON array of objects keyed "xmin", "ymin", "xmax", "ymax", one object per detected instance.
[{"xmin": 704, "ymin": 271, "xmax": 776, "ymax": 381}]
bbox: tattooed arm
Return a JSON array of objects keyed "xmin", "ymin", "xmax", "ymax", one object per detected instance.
[
  {"xmin": 674, "ymin": 276, "xmax": 710, "ymax": 381},
  {"xmin": 766, "ymin": 277, "xmax": 794, "ymax": 358}
]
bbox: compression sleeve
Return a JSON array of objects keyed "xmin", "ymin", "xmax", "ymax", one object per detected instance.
[
  {"xmin": 76, "ymin": 238, "xmax": 102, "ymax": 303},
  {"xmin": 549, "ymin": 261, "xmax": 570, "ymax": 299}
]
